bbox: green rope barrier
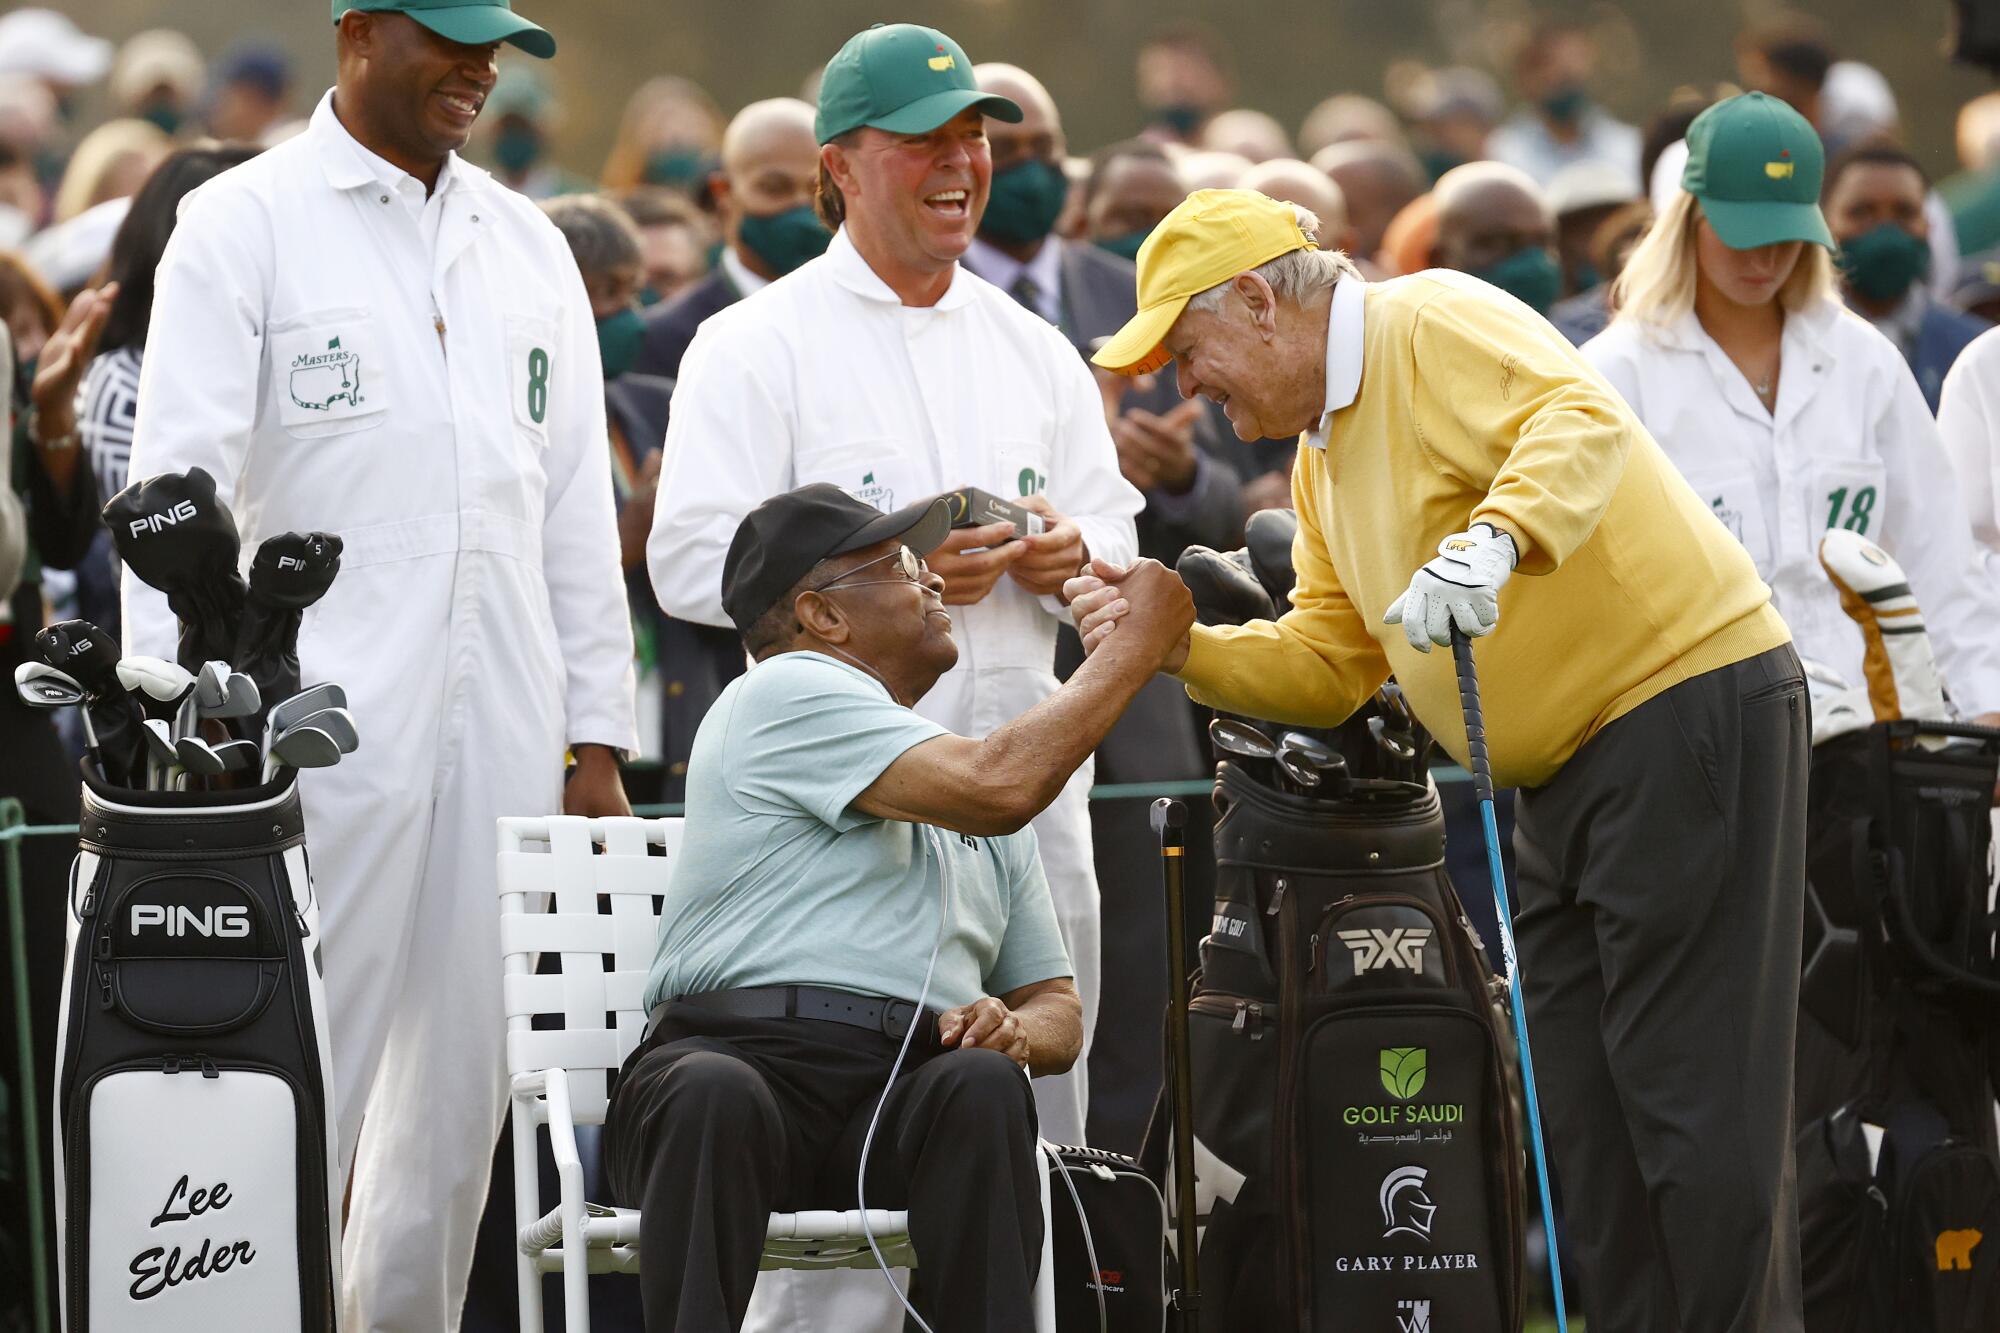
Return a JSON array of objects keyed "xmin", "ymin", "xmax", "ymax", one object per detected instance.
[{"xmin": 1, "ymin": 798, "xmax": 52, "ymax": 1333}]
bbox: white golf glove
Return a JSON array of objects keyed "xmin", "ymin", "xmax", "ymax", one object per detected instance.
[{"xmin": 1383, "ymin": 523, "xmax": 1517, "ymax": 653}]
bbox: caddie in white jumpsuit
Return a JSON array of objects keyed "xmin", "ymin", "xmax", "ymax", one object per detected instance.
[
  {"xmin": 120, "ymin": 3, "xmax": 637, "ymax": 1327},
  {"xmin": 648, "ymin": 21, "xmax": 1140, "ymax": 1328}
]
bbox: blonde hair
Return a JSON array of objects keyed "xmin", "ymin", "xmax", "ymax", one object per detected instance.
[
  {"xmin": 52, "ymin": 118, "xmax": 171, "ymax": 223},
  {"xmin": 1611, "ymin": 189, "xmax": 1836, "ymax": 330},
  {"xmin": 600, "ymin": 76, "xmax": 723, "ymax": 192}
]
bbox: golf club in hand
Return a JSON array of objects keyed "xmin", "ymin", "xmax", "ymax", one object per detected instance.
[
  {"xmin": 102, "ymin": 467, "xmax": 247, "ymax": 673},
  {"xmin": 237, "ymin": 531, "xmax": 343, "ymax": 733}
]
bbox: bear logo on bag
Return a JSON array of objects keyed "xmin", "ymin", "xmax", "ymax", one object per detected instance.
[{"xmin": 1936, "ymin": 1228, "xmax": 1984, "ymax": 1272}]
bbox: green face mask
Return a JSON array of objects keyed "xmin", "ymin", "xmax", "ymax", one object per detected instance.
[
  {"xmin": 139, "ymin": 101, "xmax": 183, "ymax": 135},
  {"xmin": 1148, "ymin": 103, "xmax": 1204, "ymax": 138},
  {"xmin": 1095, "ymin": 228, "xmax": 1153, "ymax": 262},
  {"xmin": 979, "ymin": 158, "xmax": 1069, "ymax": 248},
  {"xmin": 494, "ymin": 123, "xmax": 543, "ymax": 176},
  {"xmin": 737, "ymin": 204, "xmax": 832, "ymax": 277},
  {"xmin": 596, "ymin": 306, "xmax": 644, "ymax": 380},
  {"xmin": 1473, "ymin": 247, "xmax": 1563, "ymax": 314},
  {"xmin": 644, "ymin": 146, "xmax": 709, "ymax": 189},
  {"xmin": 1540, "ymin": 85, "xmax": 1589, "ymax": 126},
  {"xmin": 1838, "ymin": 223, "xmax": 1931, "ymax": 304},
  {"xmin": 636, "ymin": 285, "xmax": 664, "ymax": 308}
]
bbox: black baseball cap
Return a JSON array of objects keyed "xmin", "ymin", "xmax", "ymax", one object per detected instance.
[{"xmin": 721, "ymin": 483, "xmax": 952, "ymax": 637}]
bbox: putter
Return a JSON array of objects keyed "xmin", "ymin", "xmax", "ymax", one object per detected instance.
[
  {"xmin": 1151, "ymin": 797, "xmax": 1201, "ymax": 1332},
  {"xmin": 1451, "ymin": 627, "xmax": 1569, "ymax": 1333},
  {"xmin": 116, "ymin": 656, "xmax": 196, "ymax": 721}
]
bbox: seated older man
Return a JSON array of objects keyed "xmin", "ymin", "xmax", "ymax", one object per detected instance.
[{"xmin": 606, "ymin": 483, "xmax": 1192, "ymax": 1331}]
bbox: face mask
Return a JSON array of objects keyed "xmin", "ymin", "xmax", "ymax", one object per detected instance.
[
  {"xmin": 636, "ymin": 284, "xmax": 664, "ymax": 308},
  {"xmin": 1095, "ymin": 227, "xmax": 1153, "ymax": 262},
  {"xmin": 644, "ymin": 146, "xmax": 709, "ymax": 189},
  {"xmin": 1419, "ymin": 148, "xmax": 1466, "ymax": 183},
  {"xmin": 1148, "ymin": 102, "xmax": 1205, "ymax": 138},
  {"xmin": 596, "ymin": 306, "xmax": 644, "ymax": 380},
  {"xmin": 1539, "ymin": 85, "xmax": 1589, "ymax": 126},
  {"xmin": 139, "ymin": 101, "xmax": 182, "ymax": 135},
  {"xmin": 979, "ymin": 158, "xmax": 1068, "ymax": 248},
  {"xmin": 1838, "ymin": 223, "xmax": 1931, "ymax": 304},
  {"xmin": 737, "ymin": 204, "xmax": 832, "ymax": 277},
  {"xmin": 1473, "ymin": 247, "xmax": 1562, "ymax": 314},
  {"xmin": 1570, "ymin": 261, "xmax": 1602, "ymax": 293},
  {"xmin": 494, "ymin": 123, "xmax": 543, "ymax": 176}
]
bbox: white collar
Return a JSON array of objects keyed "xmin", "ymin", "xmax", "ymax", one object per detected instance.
[
  {"xmin": 822, "ymin": 226, "xmax": 979, "ymax": 311},
  {"xmin": 1305, "ymin": 276, "xmax": 1366, "ymax": 449},
  {"xmin": 311, "ymin": 87, "xmax": 472, "ymax": 199},
  {"xmin": 720, "ymin": 245, "xmax": 769, "ymax": 298}
]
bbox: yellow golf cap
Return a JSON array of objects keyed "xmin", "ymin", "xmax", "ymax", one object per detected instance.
[{"xmin": 1092, "ymin": 188, "xmax": 1318, "ymax": 376}]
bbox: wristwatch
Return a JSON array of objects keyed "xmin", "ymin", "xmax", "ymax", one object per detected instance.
[{"xmin": 28, "ymin": 407, "xmax": 79, "ymax": 453}]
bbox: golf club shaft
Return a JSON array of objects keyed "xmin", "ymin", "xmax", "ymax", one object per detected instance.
[
  {"xmin": 1451, "ymin": 629, "xmax": 1568, "ymax": 1333},
  {"xmin": 1152, "ymin": 797, "xmax": 1201, "ymax": 1329}
]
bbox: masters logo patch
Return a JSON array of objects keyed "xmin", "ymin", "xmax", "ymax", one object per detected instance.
[{"xmin": 289, "ymin": 336, "xmax": 363, "ymax": 412}]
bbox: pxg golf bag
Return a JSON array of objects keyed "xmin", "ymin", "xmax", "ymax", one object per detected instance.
[
  {"xmin": 1153, "ymin": 511, "xmax": 1526, "ymax": 1332},
  {"xmin": 1796, "ymin": 531, "xmax": 2000, "ymax": 1332},
  {"xmin": 55, "ymin": 775, "xmax": 340, "ymax": 1332}
]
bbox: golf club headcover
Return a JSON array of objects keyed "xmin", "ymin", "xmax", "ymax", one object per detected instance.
[
  {"xmin": 1243, "ymin": 506, "xmax": 1301, "ymax": 612},
  {"xmin": 102, "ymin": 467, "xmax": 247, "ymax": 670},
  {"xmin": 35, "ymin": 619, "xmax": 145, "ymax": 784},
  {"xmin": 236, "ymin": 532, "xmax": 344, "ymax": 726},
  {"xmin": 34, "ymin": 619, "xmax": 121, "ymax": 695},
  {"xmin": 1176, "ymin": 545, "xmax": 1276, "ymax": 627},
  {"xmin": 1817, "ymin": 528, "xmax": 1948, "ymax": 723}
]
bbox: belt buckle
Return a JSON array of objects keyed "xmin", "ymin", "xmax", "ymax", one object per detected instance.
[{"xmin": 879, "ymin": 998, "xmax": 918, "ymax": 1041}]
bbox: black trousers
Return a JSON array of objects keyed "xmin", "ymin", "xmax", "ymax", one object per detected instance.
[
  {"xmin": 603, "ymin": 1004, "xmax": 1043, "ymax": 1332},
  {"xmin": 1512, "ymin": 645, "xmax": 1809, "ymax": 1333}
]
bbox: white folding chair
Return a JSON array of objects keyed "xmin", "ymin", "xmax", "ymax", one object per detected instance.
[{"xmin": 497, "ymin": 814, "xmax": 1057, "ymax": 1332}]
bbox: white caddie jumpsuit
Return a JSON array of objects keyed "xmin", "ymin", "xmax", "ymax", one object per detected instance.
[
  {"xmin": 122, "ymin": 92, "xmax": 637, "ymax": 1331},
  {"xmin": 1584, "ymin": 298, "xmax": 2000, "ymax": 716},
  {"xmin": 648, "ymin": 227, "xmax": 1141, "ymax": 1329}
]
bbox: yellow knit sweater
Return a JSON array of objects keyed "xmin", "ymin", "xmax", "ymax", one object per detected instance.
[{"xmin": 1179, "ymin": 272, "xmax": 1790, "ymax": 788}]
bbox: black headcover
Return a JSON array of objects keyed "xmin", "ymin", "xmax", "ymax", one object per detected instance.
[
  {"xmin": 237, "ymin": 532, "xmax": 344, "ymax": 729},
  {"xmin": 102, "ymin": 468, "xmax": 247, "ymax": 671},
  {"xmin": 35, "ymin": 618, "xmax": 145, "ymax": 786}
]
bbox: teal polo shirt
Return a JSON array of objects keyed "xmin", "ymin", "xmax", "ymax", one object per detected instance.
[{"xmin": 643, "ymin": 651, "xmax": 1072, "ymax": 1014}]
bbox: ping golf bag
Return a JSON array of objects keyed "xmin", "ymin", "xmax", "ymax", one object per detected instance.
[
  {"xmin": 1157, "ymin": 511, "xmax": 1525, "ymax": 1331},
  {"xmin": 53, "ymin": 772, "xmax": 339, "ymax": 1332},
  {"xmin": 1795, "ymin": 530, "xmax": 2000, "ymax": 1331}
]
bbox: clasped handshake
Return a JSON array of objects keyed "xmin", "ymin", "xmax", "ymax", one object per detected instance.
[{"xmin": 1063, "ymin": 557, "xmax": 1195, "ymax": 673}]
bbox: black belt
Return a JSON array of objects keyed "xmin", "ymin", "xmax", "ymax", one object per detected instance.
[{"xmin": 654, "ymin": 986, "xmax": 939, "ymax": 1044}]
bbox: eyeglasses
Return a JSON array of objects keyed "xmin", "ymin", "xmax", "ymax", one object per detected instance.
[{"xmin": 809, "ymin": 545, "xmax": 927, "ymax": 594}]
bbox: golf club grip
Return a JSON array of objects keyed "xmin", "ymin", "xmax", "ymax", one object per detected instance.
[{"xmin": 1450, "ymin": 630, "xmax": 1494, "ymax": 804}]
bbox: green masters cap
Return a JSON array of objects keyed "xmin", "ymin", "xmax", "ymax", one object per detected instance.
[
  {"xmin": 1681, "ymin": 91, "xmax": 1832, "ymax": 251},
  {"xmin": 814, "ymin": 23, "xmax": 1022, "ymax": 146},
  {"xmin": 331, "ymin": 0, "xmax": 555, "ymax": 60}
]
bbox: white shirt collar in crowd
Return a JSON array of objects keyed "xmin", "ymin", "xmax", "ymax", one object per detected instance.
[
  {"xmin": 720, "ymin": 244, "xmax": 769, "ymax": 299},
  {"xmin": 963, "ymin": 235, "xmax": 1064, "ymax": 325},
  {"xmin": 1306, "ymin": 273, "xmax": 1366, "ymax": 450}
]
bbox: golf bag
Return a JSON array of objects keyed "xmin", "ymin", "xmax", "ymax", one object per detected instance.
[
  {"xmin": 1797, "ymin": 718, "xmax": 2000, "ymax": 1332},
  {"xmin": 1043, "ymin": 1143, "xmax": 1168, "ymax": 1330},
  {"xmin": 1160, "ymin": 508, "xmax": 1525, "ymax": 1330},
  {"xmin": 1150, "ymin": 760, "xmax": 1525, "ymax": 1332},
  {"xmin": 53, "ymin": 772, "xmax": 339, "ymax": 1332}
]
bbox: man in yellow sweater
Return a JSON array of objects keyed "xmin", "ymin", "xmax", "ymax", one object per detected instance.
[{"xmin": 1068, "ymin": 189, "xmax": 1808, "ymax": 1333}]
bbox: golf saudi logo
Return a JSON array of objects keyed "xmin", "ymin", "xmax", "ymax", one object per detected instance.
[
  {"xmin": 1347, "ymin": 1048, "xmax": 1464, "ymax": 1131},
  {"xmin": 1381, "ymin": 1047, "xmax": 1428, "ymax": 1099},
  {"xmin": 289, "ymin": 335, "xmax": 363, "ymax": 412}
]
